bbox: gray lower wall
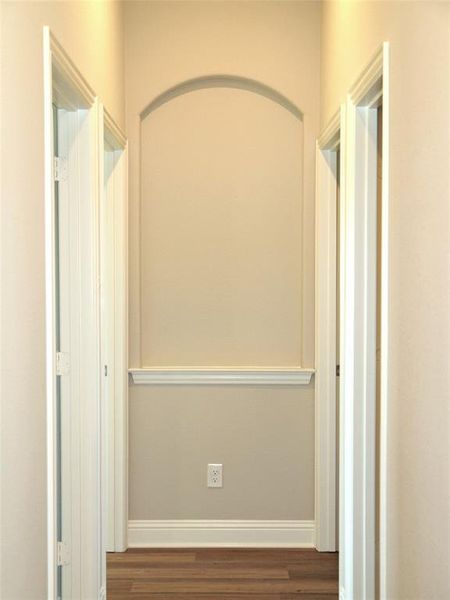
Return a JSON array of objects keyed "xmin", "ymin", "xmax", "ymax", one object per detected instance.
[{"xmin": 129, "ymin": 384, "xmax": 314, "ymax": 520}]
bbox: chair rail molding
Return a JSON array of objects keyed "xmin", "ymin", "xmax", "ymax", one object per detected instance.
[{"xmin": 129, "ymin": 367, "xmax": 315, "ymax": 386}]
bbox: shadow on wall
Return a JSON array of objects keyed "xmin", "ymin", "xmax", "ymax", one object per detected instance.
[{"xmin": 141, "ymin": 74, "xmax": 303, "ymax": 121}]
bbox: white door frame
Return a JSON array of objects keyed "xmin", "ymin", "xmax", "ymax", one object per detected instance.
[
  {"xmin": 315, "ymin": 108, "xmax": 341, "ymax": 552},
  {"xmin": 44, "ymin": 28, "xmax": 128, "ymax": 599},
  {"xmin": 100, "ymin": 108, "xmax": 128, "ymax": 560},
  {"xmin": 315, "ymin": 43, "xmax": 390, "ymax": 600}
]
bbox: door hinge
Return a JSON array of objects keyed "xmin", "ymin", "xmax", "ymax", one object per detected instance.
[
  {"xmin": 336, "ymin": 364, "xmax": 340, "ymax": 377},
  {"xmin": 56, "ymin": 352, "xmax": 70, "ymax": 376},
  {"xmin": 104, "ymin": 364, "xmax": 108, "ymax": 377},
  {"xmin": 54, "ymin": 156, "xmax": 67, "ymax": 182},
  {"xmin": 57, "ymin": 541, "xmax": 70, "ymax": 566}
]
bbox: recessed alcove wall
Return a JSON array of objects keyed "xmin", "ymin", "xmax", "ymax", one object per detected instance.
[
  {"xmin": 125, "ymin": 0, "xmax": 321, "ymax": 521},
  {"xmin": 140, "ymin": 81, "xmax": 304, "ymax": 367}
]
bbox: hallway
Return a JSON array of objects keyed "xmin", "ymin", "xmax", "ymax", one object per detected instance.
[
  {"xmin": 107, "ymin": 548, "xmax": 338, "ymax": 598},
  {"xmin": 1, "ymin": 2, "xmax": 449, "ymax": 599}
]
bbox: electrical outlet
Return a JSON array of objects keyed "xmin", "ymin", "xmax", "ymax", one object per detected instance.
[{"xmin": 207, "ymin": 463, "xmax": 223, "ymax": 488}]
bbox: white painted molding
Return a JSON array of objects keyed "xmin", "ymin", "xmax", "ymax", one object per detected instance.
[
  {"xmin": 43, "ymin": 26, "xmax": 58, "ymax": 600},
  {"xmin": 318, "ymin": 109, "xmax": 340, "ymax": 150},
  {"xmin": 314, "ymin": 121, "xmax": 341, "ymax": 552},
  {"xmin": 129, "ymin": 367, "xmax": 315, "ymax": 386},
  {"xmin": 101, "ymin": 108, "xmax": 129, "ymax": 560},
  {"xmin": 339, "ymin": 41, "xmax": 389, "ymax": 600},
  {"xmin": 44, "ymin": 26, "xmax": 101, "ymax": 600},
  {"xmin": 379, "ymin": 42, "xmax": 390, "ymax": 600},
  {"xmin": 349, "ymin": 44, "xmax": 383, "ymax": 106},
  {"xmin": 128, "ymin": 520, "xmax": 315, "ymax": 548},
  {"xmin": 49, "ymin": 30, "xmax": 96, "ymax": 108},
  {"xmin": 104, "ymin": 108, "xmax": 127, "ymax": 149}
]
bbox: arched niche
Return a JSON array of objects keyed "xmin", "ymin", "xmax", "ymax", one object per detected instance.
[
  {"xmin": 139, "ymin": 75, "xmax": 306, "ymax": 367},
  {"xmin": 140, "ymin": 75, "xmax": 303, "ymax": 121}
]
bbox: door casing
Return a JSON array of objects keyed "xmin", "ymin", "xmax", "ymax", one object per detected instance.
[
  {"xmin": 315, "ymin": 42, "xmax": 390, "ymax": 600},
  {"xmin": 44, "ymin": 27, "xmax": 128, "ymax": 599}
]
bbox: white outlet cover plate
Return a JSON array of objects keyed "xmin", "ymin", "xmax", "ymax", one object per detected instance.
[{"xmin": 207, "ymin": 464, "xmax": 223, "ymax": 488}]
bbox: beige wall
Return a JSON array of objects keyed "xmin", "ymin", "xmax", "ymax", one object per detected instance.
[
  {"xmin": 141, "ymin": 86, "xmax": 304, "ymax": 366},
  {"xmin": 321, "ymin": 2, "xmax": 450, "ymax": 598},
  {"xmin": 125, "ymin": 1, "xmax": 321, "ymax": 520},
  {"xmin": 0, "ymin": 2, "xmax": 124, "ymax": 598}
]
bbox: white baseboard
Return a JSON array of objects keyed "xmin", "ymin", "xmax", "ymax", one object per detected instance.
[{"xmin": 128, "ymin": 519, "xmax": 315, "ymax": 548}]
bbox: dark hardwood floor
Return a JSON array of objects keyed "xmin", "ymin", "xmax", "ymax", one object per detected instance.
[{"xmin": 107, "ymin": 548, "xmax": 338, "ymax": 599}]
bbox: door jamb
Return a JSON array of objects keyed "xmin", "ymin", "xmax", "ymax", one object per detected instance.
[
  {"xmin": 342, "ymin": 42, "xmax": 389, "ymax": 600},
  {"xmin": 315, "ymin": 109, "xmax": 341, "ymax": 552},
  {"xmin": 100, "ymin": 107, "xmax": 129, "ymax": 556},
  {"xmin": 44, "ymin": 27, "xmax": 101, "ymax": 599},
  {"xmin": 315, "ymin": 42, "xmax": 390, "ymax": 600}
]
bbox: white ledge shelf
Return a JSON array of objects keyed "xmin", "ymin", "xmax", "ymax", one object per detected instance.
[{"xmin": 129, "ymin": 367, "xmax": 315, "ymax": 386}]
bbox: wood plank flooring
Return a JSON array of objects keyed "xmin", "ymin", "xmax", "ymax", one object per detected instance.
[{"xmin": 107, "ymin": 548, "xmax": 338, "ymax": 599}]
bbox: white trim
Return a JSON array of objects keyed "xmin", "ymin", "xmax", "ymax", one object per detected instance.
[
  {"xmin": 80, "ymin": 97, "xmax": 102, "ymax": 600},
  {"xmin": 128, "ymin": 520, "xmax": 315, "ymax": 548},
  {"xmin": 314, "ymin": 107, "xmax": 342, "ymax": 552},
  {"xmin": 44, "ymin": 27, "xmax": 103, "ymax": 599},
  {"xmin": 341, "ymin": 95, "xmax": 378, "ymax": 600},
  {"xmin": 349, "ymin": 46, "xmax": 383, "ymax": 107},
  {"xmin": 339, "ymin": 95, "xmax": 355, "ymax": 599},
  {"xmin": 104, "ymin": 108, "xmax": 127, "ymax": 149},
  {"xmin": 315, "ymin": 41, "xmax": 390, "ymax": 598},
  {"xmin": 50, "ymin": 32, "xmax": 95, "ymax": 108},
  {"xmin": 379, "ymin": 42, "xmax": 390, "ymax": 600},
  {"xmin": 43, "ymin": 26, "xmax": 57, "ymax": 599},
  {"xmin": 129, "ymin": 367, "xmax": 315, "ymax": 386},
  {"xmin": 318, "ymin": 109, "xmax": 340, "ymax": 150},
  {"xmin": 101, "ymin": 112, "xmax": 129, "ymax": 556},
  {"xmin": 340, "ymin": 43, "xmax": 389, "ymax": 600},
  {"xmin": 99, "ymin": 103, "xmax": 108, "ymax": 593},
  {"xmin": 113, "ymin": 140, "xmax": 129, "ymax": 553}
]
